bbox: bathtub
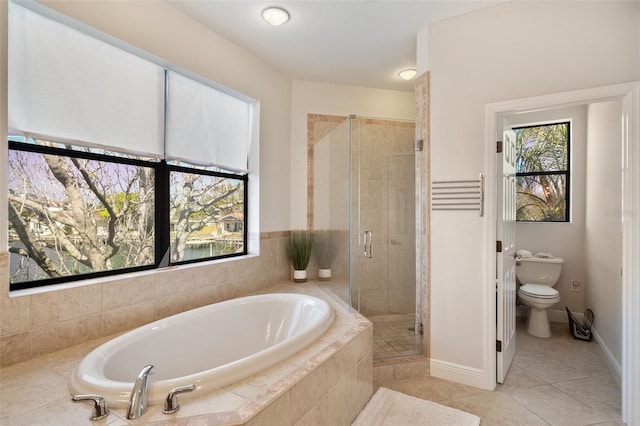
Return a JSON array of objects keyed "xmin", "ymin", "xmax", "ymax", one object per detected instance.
[{"xmin": 68, "ymin": 293, "xmax": 334, "ymax": 408}]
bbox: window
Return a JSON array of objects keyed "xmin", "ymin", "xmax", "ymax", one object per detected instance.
[
  {"xmin": 8, "ymin": 141, "xmax": 157, "ymax": 285},
  {"xmin": 8, "ymin": 140, "xmax": 249, "ymax": 289},
  {"xmin": 515, "ymin": 122, "xmax": 570, "ymax": 222},
  {"xmin": 7, "ymin": 2, "xmax": 255, "ymax": 290},
  {"xmin": 169, "ymin": 167, "xmax": 247, "ymax": 264}
]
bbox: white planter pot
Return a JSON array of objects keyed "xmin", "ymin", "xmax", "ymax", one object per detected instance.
[
  {"xmin": 293, "ymin": 269, "xmax": 307, "ymax": 283},
  {"xmin": 318, "ymin": 268, "xmax": 332, "ymax": 281}
]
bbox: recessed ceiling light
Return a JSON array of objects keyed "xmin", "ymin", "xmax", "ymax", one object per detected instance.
[
  {"xmin": 397, "ymin": 68, "xmax": 418, "ymax": 81},
  {"xmin": 262, "ymin": 7, "xmax": 290, "ymax": 26}
]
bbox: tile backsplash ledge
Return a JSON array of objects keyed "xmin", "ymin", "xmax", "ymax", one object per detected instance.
[{"xmin": 0, "ymin": 233, "xmax": 291, "ymax": 367}]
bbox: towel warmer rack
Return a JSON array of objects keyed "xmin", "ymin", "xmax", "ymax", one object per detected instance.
[{"xmin": 431, "ymin": 173, "xmax": 485, "ymax": 217}]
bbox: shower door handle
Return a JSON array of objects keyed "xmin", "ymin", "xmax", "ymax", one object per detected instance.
[{"xmin": 364, "ymin": 230, "xmax": 373, "ymax": 258}]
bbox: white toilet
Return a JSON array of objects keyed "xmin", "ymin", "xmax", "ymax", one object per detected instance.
[{"xmin": 516, "ymin": 255, "xmax": 564, "ymax": 338}]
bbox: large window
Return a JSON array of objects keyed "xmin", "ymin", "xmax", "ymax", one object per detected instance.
[
  {"xmin": 7, "ymin": 2, "xmax": 254, "ymax": 290},
  {"xmin": 8, "ymin": 140, "xmax": 248, "ymax": 290},
  {"xmin": 515, "ymin": 122, "xmax": 570, "ymax": 222},
  {"xmin": 8, "ymin": 141, "xmax": 158, "ymax": 285}
]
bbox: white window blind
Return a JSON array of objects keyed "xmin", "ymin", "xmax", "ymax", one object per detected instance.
[
  {"xmin": 8, "ymin": 3, "xmax": 165, "ymax": 157},
  {"xmin": 165, "ymin": 71, "xmax": 251, "ymax": 172}
]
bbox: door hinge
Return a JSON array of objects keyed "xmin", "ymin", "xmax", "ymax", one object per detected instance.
[
  {"xmin": 414, "ymin": 322, "xmax": 424, "ymax": 335},
  {"xmin": 496, "ymin": 240, "xmax": 503, "ymax": 253},
  {"xmin": 414, "ymin": 139, "xmax": 424, "ymax": 151},
  {"xmin": 497, "ymin": 140, "xmax": 503, "ymax": 153},
  {"xmin": 496, "ymin": 340, "xmax": 503, "ymax": 352}
]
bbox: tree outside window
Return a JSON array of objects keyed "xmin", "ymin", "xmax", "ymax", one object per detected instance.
[
  {"xmin": 8, "ymin": 139, "xmax": 247, "ymax": 289},
  {"xmin": 515, "ymin": 122, "xmax": 570, "ymax": 222}
]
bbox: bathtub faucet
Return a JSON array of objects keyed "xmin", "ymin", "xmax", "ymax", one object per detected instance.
[{"xmin": 126, "ymin": 364, "xmax": 155, "ymax": 420}]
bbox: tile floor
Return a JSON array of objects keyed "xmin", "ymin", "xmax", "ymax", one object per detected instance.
[
  {"xmin": 370, "ymin": 313, "xmax": 421, "ymax": 359},
  {"xmin": 376, "ymin": 318, "xmax": 623, "ymax": 425}
]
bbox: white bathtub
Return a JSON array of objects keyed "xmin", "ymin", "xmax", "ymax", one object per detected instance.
[{"xmin": 68, "ymin": 293, "xmax": 334, "ymax": 408}]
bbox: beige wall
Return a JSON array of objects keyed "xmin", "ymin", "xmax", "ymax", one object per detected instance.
[
  {"xmin": 426, "ymin": 0, "xmax": 639, "ymax": 386},
  {"xmin": 585, "ymin": 100, "xmax": 623, "ymax": 371}
]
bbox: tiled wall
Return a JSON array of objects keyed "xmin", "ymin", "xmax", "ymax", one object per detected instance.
[
  {"xmin": 0, "ymin": 281, "xmax": 373, "ymax": 425},
  {"xmin": 0, "ymin": 233, "xmax": 291, "ymax": 367}
]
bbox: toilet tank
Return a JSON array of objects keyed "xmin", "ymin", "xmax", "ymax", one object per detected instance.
[{"xmin": 516, "ymin": 257, "xmax": 564, "ymax": 286}]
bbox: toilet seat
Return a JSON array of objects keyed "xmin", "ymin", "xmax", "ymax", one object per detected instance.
[{"xmin": 519, "ymin": 283, "xmax": 559, "ymax": 299}]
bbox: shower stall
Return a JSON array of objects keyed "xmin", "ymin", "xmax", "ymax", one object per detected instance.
[{"xmin": 309, "ymin": 115, "xmax": 422, "ymax": 360}]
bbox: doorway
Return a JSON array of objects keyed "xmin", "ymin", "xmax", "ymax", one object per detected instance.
[
  {"xmin": 308, "ymin": 114, "xmax": 423, "ymax": 360},
  {"xmin": 487, "ymin": 82, "xmax": 640, "ymax": 425}
]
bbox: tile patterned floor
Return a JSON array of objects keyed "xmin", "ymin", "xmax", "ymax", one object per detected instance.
[
  {"xmin": 377, "ymin": 318, "xmax": 623, "ymax": 425},
  {"xmin": 370, "ymin": 313, "xmax": 421, "ymax": 359}
]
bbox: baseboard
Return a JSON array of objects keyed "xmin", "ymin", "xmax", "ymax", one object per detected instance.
[
  {"xmin": 430, "ymin": 359, "xmax": 491, "ymax": 390},
  {"xmin": 591, "ymin": 327, "xmax": 623, "ymax": 387},
  {"xmin": 549, "ymin": 308, "xmax": 583, "ymax": 324},
  {"xmin": 517, "ymin": 306, "xmax": 584, "ymax": 324}
]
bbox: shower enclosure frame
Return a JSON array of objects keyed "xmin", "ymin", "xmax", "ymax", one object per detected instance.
[{"xmin": 307, "ymin": 113, "xmax": 424, "ymax": 361}]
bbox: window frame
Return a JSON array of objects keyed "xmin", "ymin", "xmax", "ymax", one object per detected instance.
[
  {"xmin": 514, "ymin": 121, "xmax": 571, "ymax": 223},
  {"xmin": 166, "ymin": 162, "xmax": 248, "ymax": 268},
  {"xmin": 8, "ymin": 140, "xmax": 248, "ymax": 291}
]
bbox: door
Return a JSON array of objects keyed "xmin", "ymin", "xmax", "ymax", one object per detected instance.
[
  {"xmin": 350, "ymin": 116, "xmax": 421, "ymax": 360},
  {"xmin": 497, "ymin": 127, "xmax": 517, "ymax": 383}
]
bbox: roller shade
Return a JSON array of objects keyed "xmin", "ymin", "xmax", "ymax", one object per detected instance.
[
  {"xmin": 8, "ymin": 3, "xmax": 165, "ymax": 157},
  {"xmin": 165, "ymin": 70, "xmax": 251, "ymax": 172}
]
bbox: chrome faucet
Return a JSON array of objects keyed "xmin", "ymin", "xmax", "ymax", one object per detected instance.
[
  {"xmin": 71, "ymin": 394, "xmax": 109, "ymax": 421},
  {"xmin": 126, "ymin": 364, "xmax": 155, "ymax": 420}
]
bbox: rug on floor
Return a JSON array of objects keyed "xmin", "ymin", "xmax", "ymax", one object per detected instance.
[{"xmin": 352, "ymin": 387, "xmax": 481, "ymax": 426}]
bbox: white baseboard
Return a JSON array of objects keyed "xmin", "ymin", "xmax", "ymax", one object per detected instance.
[
  {"xmin": 517, "ymin": 306, "xmax": 584, "ymax": 324},
  {"xmin": 591, "ymin": 327, "xmax": 623, "ymax": 387},
  {"xmin": 430, "ymin": 359, "xmax": 492, "ymax": 390}
]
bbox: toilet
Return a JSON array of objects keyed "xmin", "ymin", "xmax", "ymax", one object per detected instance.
[{"xmin": 516, "ymin": 255, "xmax": 564, "ymax": 338}]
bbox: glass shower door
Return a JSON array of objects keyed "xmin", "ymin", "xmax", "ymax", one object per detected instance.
[
  {"xmin": 312, "ymin": 115, "xmax": 420, "ymax": 360},
  {"xmin": 351, "ymin": 117, "xmax": 421, "ymax": 360},
  {"xmin": 312, "ymin": 118, "xmax": 352, "ymax": 306}
]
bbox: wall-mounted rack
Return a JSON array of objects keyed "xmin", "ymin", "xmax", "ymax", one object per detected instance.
[{"xmin": 431, "ymin": 173, "xmax": 485, "ymax": 217}]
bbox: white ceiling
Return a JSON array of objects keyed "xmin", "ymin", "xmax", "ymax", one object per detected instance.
[{"xmin": 168, "ymin": 1, "xmax": 502, "ymax": 92}]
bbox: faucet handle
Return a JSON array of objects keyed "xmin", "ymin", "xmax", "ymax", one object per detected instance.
[
  {"xmin": 162, "ymin": 384, "xmax": 196, "ymax": 414},
  {"xmin": 71, "ymin": 394, "xmax": 110, "ymax": 421}
]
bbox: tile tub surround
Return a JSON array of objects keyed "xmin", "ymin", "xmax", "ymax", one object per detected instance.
[
  {"xmin": 0, "ymin": 233, "xmax": 292, "ymax": 368},
  {"xmin": 0, "ymin": 282, "xmax": 373, "ymax": 425}
]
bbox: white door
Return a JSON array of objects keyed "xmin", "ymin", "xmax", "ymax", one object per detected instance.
[{"xmin": 497, "ymin": 127, "xmax": 517, "ymax": 383}]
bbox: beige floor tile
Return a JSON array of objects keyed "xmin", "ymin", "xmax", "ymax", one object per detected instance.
[
  {"xmin": 513, "ymin": 355, "xmax": 576, "ymax": 384},
  {"xmin": 545, "ymin": 348, "xmax": 612, "ymax": 378},
  {"xmin": 511, "ymin": 384, "xmax": 609, "ymax": 426},
  {"xmin": 367, "ymin": 319, "xmax": 621, "ymax": 426},
  {"xmin": 553, "ymin": 375, "xmax": 622, "ymax": 423},
  {"xmin": 377, "ymin": 376, "xmax": 484, "ymax": 403},
  {"xmin": 497, "ymin": 364, "xmax": 546, "ymax": 392},
  {"xmin": 445, "ymin": 392, "xmax": 548, "ymax": 425}
]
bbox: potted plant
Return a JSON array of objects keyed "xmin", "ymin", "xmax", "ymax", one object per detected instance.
[
  {"xmin": 313, "ymin": 229, "xmax": 338, "ymax": 281},
  {"xmin": 287, "ymin": 230, "xmax": 314, "ymax": 282}
]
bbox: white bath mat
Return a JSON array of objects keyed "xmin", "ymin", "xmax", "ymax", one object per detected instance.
[{"xmin": 352, "ymin": 387, "xmax": 480, "ymax": 426}]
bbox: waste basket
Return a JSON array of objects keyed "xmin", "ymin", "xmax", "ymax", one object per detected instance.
[{"xmin": 565, "ymin": 306, "xmax": 594, "ymax": 341}]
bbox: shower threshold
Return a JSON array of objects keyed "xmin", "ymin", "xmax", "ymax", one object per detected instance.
[{"xmin": 370, "ymin": 313, "xmax": 421, "ymax": 360}]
